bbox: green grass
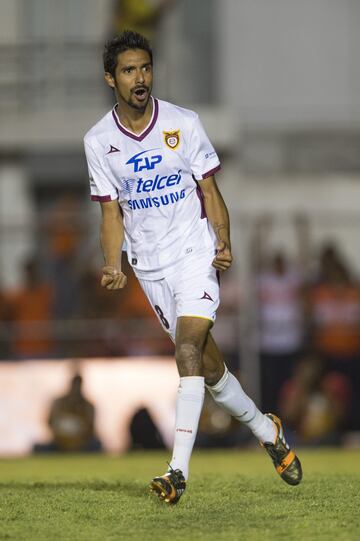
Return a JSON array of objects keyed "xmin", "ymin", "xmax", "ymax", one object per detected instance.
[{"xmin": 0, "ymin": 449, "xmax": 360, "ymax": 540}]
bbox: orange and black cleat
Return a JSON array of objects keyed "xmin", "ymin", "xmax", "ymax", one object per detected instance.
[
  {"xmin": 262, "ymin": 413, "xmax": 302, "ymax": 486},
  {"xmin": 150, "ymin": 466, "xmax": 186, "ymax": 504}
]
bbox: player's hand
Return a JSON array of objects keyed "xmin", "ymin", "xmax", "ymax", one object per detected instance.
[
  {"xmin": 101, "ymin": 266, "xmax": 127, "ymax": 290},
  {"xmin": 212, "ymin": 241, "xmax": 233, "ymax": 271}
]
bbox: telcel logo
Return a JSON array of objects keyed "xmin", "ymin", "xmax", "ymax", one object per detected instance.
[{"xmin": 126, "ymin": 148, "xmax": 162, "ymax": 173}]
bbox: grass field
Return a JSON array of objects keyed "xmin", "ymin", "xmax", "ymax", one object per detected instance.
[{"xmin": 0, "ymin": 449, "xmax": 359, "ymax": 540}]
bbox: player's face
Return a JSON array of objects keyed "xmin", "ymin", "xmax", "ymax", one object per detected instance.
[{"xmin": 105, "ymin": 49, "xmax": 153, "ymax": 111}]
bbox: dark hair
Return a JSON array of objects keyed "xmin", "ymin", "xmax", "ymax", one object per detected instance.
[{"xmin": 103, "ymin": 30, "xmax": 153, "ymax": 76}]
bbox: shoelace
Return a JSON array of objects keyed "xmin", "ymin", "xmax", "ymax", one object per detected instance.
[
  {"xmin": 166, "ymin": 462, "xmax": 185, "ymax": 487},
  {"xmin": 265, "ymin": 444, "xmax": 283, "ymax": 462}
]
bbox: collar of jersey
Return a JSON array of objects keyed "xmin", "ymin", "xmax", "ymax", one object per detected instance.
[{"xmin": 112, "ymin": 96, "xmax": 158, "ymax": 141}]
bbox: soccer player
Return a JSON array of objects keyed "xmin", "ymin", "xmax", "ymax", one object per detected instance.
[{"xmin": 84, "ymin": 30, "xmax": 302, "ymax": 504}]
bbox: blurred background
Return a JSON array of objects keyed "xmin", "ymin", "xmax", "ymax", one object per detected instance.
[{"xmin": 1, "ymin": 0, "xmax": 360, "ymax": 455}]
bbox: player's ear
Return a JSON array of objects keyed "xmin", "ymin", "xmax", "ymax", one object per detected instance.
[{"xmin": 104, "ymin": 72, "xmax": 115, "ymax": 89}]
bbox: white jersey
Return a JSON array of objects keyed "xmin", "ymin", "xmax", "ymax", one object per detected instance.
[{"xmin": 84, "ymin": 97, "xmax": 220, "ymax": 280}]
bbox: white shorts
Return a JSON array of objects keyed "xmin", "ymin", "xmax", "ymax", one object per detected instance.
[{"xmin": 138, "ymin": 251, "xmax": 220, "ymax": 340}]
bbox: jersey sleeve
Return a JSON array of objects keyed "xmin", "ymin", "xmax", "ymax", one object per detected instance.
[
  {"xmin": 84, "ymin": 141, "xmax": 118, "ymax": 202},
  {"xmin": 189, "ymin": 115, "xmax": 221, "ymax": 181}
]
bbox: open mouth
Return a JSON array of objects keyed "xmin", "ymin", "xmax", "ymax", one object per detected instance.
[{"xmin": 133, "ymin": 87, "xmax": 148, "ymax": 100}]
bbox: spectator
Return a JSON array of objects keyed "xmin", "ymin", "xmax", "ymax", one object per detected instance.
[
  {"xmin": 41, "ymin": 194, "xmax": 85, "ymax": 356},
  {"xmin": 5, "ymin": 257, "xmax": 54, "ymax": 359},
  {"xmin": 77, "ymin": 266, "xmax": 124, "ymax": 357},
  {"xmin": 279, "ymin": 355, "xmax": 351, "ymax": 445},
  {"xmin": 311, "ymin": 242, "xmax": 344, "ymax": 285},
  {"xmin": 129, "ymin": 407, "xmax": 165, "ymax": 450},
  {"xmin": 306, "ymin": 249, "xmax": 360, "ymax": 428},
  {"xmin": 46, "ymin": 374, "xmax": 101, "ymax": 452},
  {"xmin": 44, "ymin": 194, "xmax": 82, "ymax": 323},
  {"xmin": 252, "ymin": 215, "xmax": 309, "ymax": 412}
]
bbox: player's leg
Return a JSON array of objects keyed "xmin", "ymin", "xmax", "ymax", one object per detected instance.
[
  {"xmin": 150, "ymin": 315, "xmax": 211, "ymax": 503},
  {"xmin": 139, "ymin": 274, "xmax": 213, "ymax": 501},
  {"xmin": 151, "ymin": 252, "xmax": 220, "ymax": 500},
  {"xmin": 202, "ymin": 333, "xmax": 276, "ymax": 441},
  {"xmin": 203, "ymin": 333, "xmax": 302, "ymax": 485},
  {"xmin": 169, "ymin": 315, "xmax": 212, "ymax": 470}
]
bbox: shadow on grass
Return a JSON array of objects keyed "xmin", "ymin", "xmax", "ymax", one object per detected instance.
[{"xmin": 0, "ymin": 480, "xmax": 145, "ymax": 499}]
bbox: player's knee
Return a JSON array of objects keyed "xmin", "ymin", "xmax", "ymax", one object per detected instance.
[
  {"xmin": 203, "ymin": 363, "xmax": 226, "ymax": 386},
  {"xmin": 175, "ymin": 341, "xmax": 202, "ymax": 376}
]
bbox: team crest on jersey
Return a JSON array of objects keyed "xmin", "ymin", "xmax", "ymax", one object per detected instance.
[{"xmin": 163, "ymin": 130, "xmax": 180, "ymax": 150}]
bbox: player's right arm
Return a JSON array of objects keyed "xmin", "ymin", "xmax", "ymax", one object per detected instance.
[{"xmin": 100, "ymin": 200, "xmax": 127, "ymax": 290}]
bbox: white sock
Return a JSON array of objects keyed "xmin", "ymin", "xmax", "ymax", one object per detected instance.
[
  {"xmin": 169, "ymin": 376, "xmax": 205, "ymax": 480},
  {"xmin": 207, "ymin": 367, "xmax": 276, "ymax": 444}
]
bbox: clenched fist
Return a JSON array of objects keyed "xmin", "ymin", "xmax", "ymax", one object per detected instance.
[
  {"xmin": 101, "ymin": 266, "xmax": 127, "ymax": 290},
  {"xmin": 212, "ymin": 241, "xmax": 233, "ymax": 271}
]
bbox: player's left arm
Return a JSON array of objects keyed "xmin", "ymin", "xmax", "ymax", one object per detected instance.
[{"xmin": 199, "ymin": 175, "xmax": 233, "ymax": 271}]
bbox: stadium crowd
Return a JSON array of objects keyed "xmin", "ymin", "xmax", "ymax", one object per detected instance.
[{"xmin": 0, "ymin": 197, "xmax": 359, "ymax": 443}]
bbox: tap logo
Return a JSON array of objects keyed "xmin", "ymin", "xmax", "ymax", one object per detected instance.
[
  {"xmin": 163, "ymin": 129, "xmax": 180, "ymax": 150},
  {"xmin": 126, "ymin": 148, "xmax": 162, "ymax": 173}
]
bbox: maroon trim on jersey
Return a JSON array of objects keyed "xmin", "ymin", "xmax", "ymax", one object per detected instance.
[
  {"xmin": 112, "ymin": 97, "xmax": 159, "ymax": 141},
  {"xmin": 195, "ymin": 181, "xmax": 207, "ymax": 219},
  {"xmin": 91, "ymin": 194, "xmax": 112, "ymax": 202},
  {"xmin": 202, "ymin": 164, "xmax": 221, "ymax": 179}
]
